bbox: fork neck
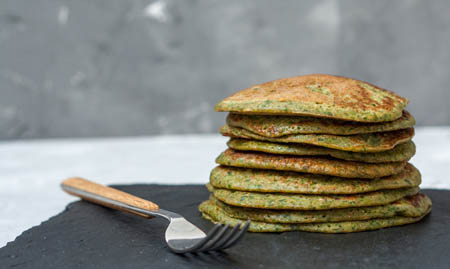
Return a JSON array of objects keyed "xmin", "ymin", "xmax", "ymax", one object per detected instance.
[{"xmin": 148, "ymin": 209, "xmax": 182, "ymax": 221}]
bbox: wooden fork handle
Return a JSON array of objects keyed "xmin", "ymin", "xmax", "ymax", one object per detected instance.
[{"xmin": 61, "ymin": 177, "xmax": 159, "ymax": 218}]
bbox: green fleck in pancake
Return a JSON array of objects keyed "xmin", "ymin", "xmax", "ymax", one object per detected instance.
[
  {"xmin": 206, "ymin": 184, "xmax": 419, "ymax": 210},
  {"xmin": 216, "ymin": 149, "xmax": 406, "ymax": 178},
  {"xmin": 205, "ymin": 193, "xmax": 431, "ymax": 223},
  {"xmin": 220, "ymin": 125, "xmax": 414, "ymax": 153},
  {"xmin": 209, "ymin": 164, "xmax": 420, "ymax": 194},
  {"xmin": 199, "ymin": 197, "xmax": 431, "ymax": 233},
  {"xmin": 227, "ymin": 139, "xmax": 415, "ymax": 163},
  {"xmin": 215, "ymin": 74, "xmax": 408, "ymax": 122},
  {"xmin": 227, "ymin": 110, "xmax": 415, "ymax": 136}
]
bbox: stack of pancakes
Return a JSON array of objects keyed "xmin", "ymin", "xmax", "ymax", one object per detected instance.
[{"xmin": 199, "ymin": 74, "xmax": 431, "ymax": 233}]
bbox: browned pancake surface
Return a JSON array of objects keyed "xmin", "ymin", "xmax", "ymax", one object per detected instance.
[
  {"xmin": 216, "ymin": 149, "xmax": 407, "ymax": 178},
  {"xmin": 216, "ymin": 74, "xmax": 408, "ymax": 122}
]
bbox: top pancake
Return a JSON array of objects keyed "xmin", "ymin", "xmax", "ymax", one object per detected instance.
[
  {"xmin": 227, "ymin": 110, "xmax": 415, "ymax": 136},
  {"xmin": 215, "ymin": 74, "xmax": 408, "ymax": 122}
]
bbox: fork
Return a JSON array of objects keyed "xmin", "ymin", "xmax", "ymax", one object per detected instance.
[{"xmin": 61, "ymin": 177, "xmax": 250, "ymax": 253}]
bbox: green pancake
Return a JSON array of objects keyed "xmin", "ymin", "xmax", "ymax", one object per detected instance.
[
  {"xmin": 199, "ymin": 198, "xmax": 431, "ymax": 233},
  {"xmin": 215, "ymin": 74, "xmax": 408, "ymax": 122},
  {"xmin": 227, "ymin": 139, "xmax": 415, "ymax": 163},
  {"xmin": 227, "ymin": 110, "xmax": 415, "ymax": 136},
  {"xmin": 206, "ymin": 193, "xmax": 431, "ymax": 223},
  {"xmin": 220, "ymin": 125, "xmax": 414, "ymax": 153},
  {"xmin": 207, "ymin": 184, "xmax": 419, "ymax": 210},
  {"xmin": 210, "ymin": 164, "xmax": 421, "ymax": 194},
  {"xmin": 216, "ymin": 149, "xmax": 406, "ymax": 178}
]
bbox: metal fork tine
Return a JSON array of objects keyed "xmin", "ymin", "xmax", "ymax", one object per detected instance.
[
  {"xmin": 197, "ymin": 224, "xmax": 230, "ymax": 252},
  {"xmin": 208, "ymin": 223, "xmax": 241, "ymax": 251},
  {"xmin": 221, "ymin": 220, "xmax": 250, "ymax": 250},
  {"xmin": 183, "ymin": 223, "xmax": 223, "ymax": 253}
]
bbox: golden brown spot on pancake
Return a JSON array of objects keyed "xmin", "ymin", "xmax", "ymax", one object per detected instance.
[{"xmin": 406, "ymin": 193, "xmax": 425, "ymax": 208}]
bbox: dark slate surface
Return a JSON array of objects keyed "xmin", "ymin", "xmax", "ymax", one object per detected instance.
[{"xmin": 0, "ymin": 185, "xmax": 448, "ymax": 269}]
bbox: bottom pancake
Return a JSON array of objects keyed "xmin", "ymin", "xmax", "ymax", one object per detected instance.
[{"xmin": 199, "ymin": 197, "xmax": 431, "ymax": 233}]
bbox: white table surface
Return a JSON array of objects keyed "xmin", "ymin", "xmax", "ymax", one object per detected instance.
[{"xmin": 1, "ymin": 128, "xmax": 450, "ymax": 247}]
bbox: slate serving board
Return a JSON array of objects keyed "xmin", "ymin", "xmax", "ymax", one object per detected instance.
[{"xmin": 1, "ymin": 185, "xmax": 449, "ymax": 269}]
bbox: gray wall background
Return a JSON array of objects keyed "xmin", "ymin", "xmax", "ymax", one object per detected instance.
[{"xmin": 1, "ymin": 0, "xmax": 450, "ymax": 139}]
